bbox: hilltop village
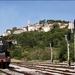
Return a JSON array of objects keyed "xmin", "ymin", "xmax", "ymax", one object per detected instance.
[{"xmin": 2, "ymin": 20, "xmax": 73, "ymax": 36}]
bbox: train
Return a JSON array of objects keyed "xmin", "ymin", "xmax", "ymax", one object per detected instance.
[{"xmin": 0, "ymin": 37, "xmax": 11, "ymax": 68}]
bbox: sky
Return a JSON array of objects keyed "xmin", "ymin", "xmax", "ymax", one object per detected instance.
[{"xmin": 0, "ymin": 1, "xmax": 75, "ymax": 35}]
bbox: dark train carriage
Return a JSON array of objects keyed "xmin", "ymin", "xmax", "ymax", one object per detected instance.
[{"xmin": 0, "ymin": 38, "xmax": 11, "ymax": 68}]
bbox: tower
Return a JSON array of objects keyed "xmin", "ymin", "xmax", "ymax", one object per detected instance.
[
  {"xmin": 28, "ymin": 20, "xmax": 30, "ymax": 31},
  {"xmin": 28, "ymin": 20, "xmax": 30, "ymax": 26}
]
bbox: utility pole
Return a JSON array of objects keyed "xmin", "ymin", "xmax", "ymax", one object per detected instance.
[
  {"xmin": 50, "ymin": 42, "xmax": 53, "ymax": 63},
  {"xmin": 65, "ymin": 32, "xmax": 70, "ymax": 66}
]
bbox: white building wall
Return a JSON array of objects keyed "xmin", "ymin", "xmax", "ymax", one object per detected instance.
[
  {"xmin": 22, "ymin": 27, "xmax": 27, "ymax": 31},
  {"xmin": 68, "ymin": 22, "xmax": 74, "ymax": 29},
  {"xmin": 7, "ymin": 31, "xmax": 11, "ymax": 34},
  {"xmin": 28, "ymin": 26, "xmax": 34, "ymax": 31},
  {"xmin": 2, "ymin": 32, "xmax": 10, "ymax": 36},
  {"xmin": 42, "ymin": 26, "xmax": 50, "ymax": 32},
  {"xmin": 13, "ymin": 30, "xmax": 25, "ymax": 34}
]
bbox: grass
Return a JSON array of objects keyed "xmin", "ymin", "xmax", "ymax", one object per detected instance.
[{"xmin": 11, "ymin": 59, "xmax": 24, "ymax": 62}]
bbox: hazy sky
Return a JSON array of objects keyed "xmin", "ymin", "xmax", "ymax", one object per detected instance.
[{"xmin": 0, "ymin": 1, "xmax": 75, "ymax": 35}]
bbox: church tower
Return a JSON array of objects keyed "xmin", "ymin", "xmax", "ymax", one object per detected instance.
[
  {"xmin": 28, "ymin": 20, "xmax": 30, "ymax": 26},
  {"xmin": 28, "ymin": 20, "xmax": 30, "ymax": 31}
]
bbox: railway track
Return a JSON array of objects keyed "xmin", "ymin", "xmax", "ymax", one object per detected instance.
[
  {"xmin": 11, "ymin": 62, "xmax": 75, "ymax": 75},
  {"xmin": 0, "ymin": 68, "xmax": 34, "ymax": 75},
  {"xmin": 0, "ymin": 62, "xmax": 75, "ymax": 75},
  {"xmin": 0, "ymin": 64, "xmax": 46, "ymax": 75}
]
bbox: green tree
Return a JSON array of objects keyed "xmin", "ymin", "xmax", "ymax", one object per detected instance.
[
  {"xmin": 12, "ymin": 27, "xmax": 17, "ymax": 33},
  {"xmin": 58, "ymin": 41, "xmax": 67, "ymax": 62}
]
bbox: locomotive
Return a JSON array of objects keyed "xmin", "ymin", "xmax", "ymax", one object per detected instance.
[{"xmin": 0, "ymin": 37, "xmax": 11, "ymax": 68}]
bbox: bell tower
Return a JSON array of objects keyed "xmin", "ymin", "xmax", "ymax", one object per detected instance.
[
  {"xmin": 28, "ymin": 20, "xmax": 30, "ymax": 31},
  {"xmin": 28, "ymin": 20, "xmax": 30, "ymax": 26}
]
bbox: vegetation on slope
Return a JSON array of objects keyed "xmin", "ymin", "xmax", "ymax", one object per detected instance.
[{"xmin": 2, "ymin": 20, "xmax": 74, "ymax": 62}]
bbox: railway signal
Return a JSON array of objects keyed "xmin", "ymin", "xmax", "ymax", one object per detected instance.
[{"xmin": 67, "ymin": 32, "xmax": 71, "ymax": 41}]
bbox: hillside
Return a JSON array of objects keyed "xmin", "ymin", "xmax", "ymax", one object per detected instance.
[{"xmin": 2, "ymin": 20, "xmax": 74, "ymax": 62}]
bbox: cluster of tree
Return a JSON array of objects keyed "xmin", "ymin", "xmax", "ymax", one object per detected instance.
[
  {"xmin": 2, "ymin": 24, "xmax": 74, "ymax": 62},
  {"xmin": 39, "ymin": 19, "xmax": 69, "ymax": 24}
]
